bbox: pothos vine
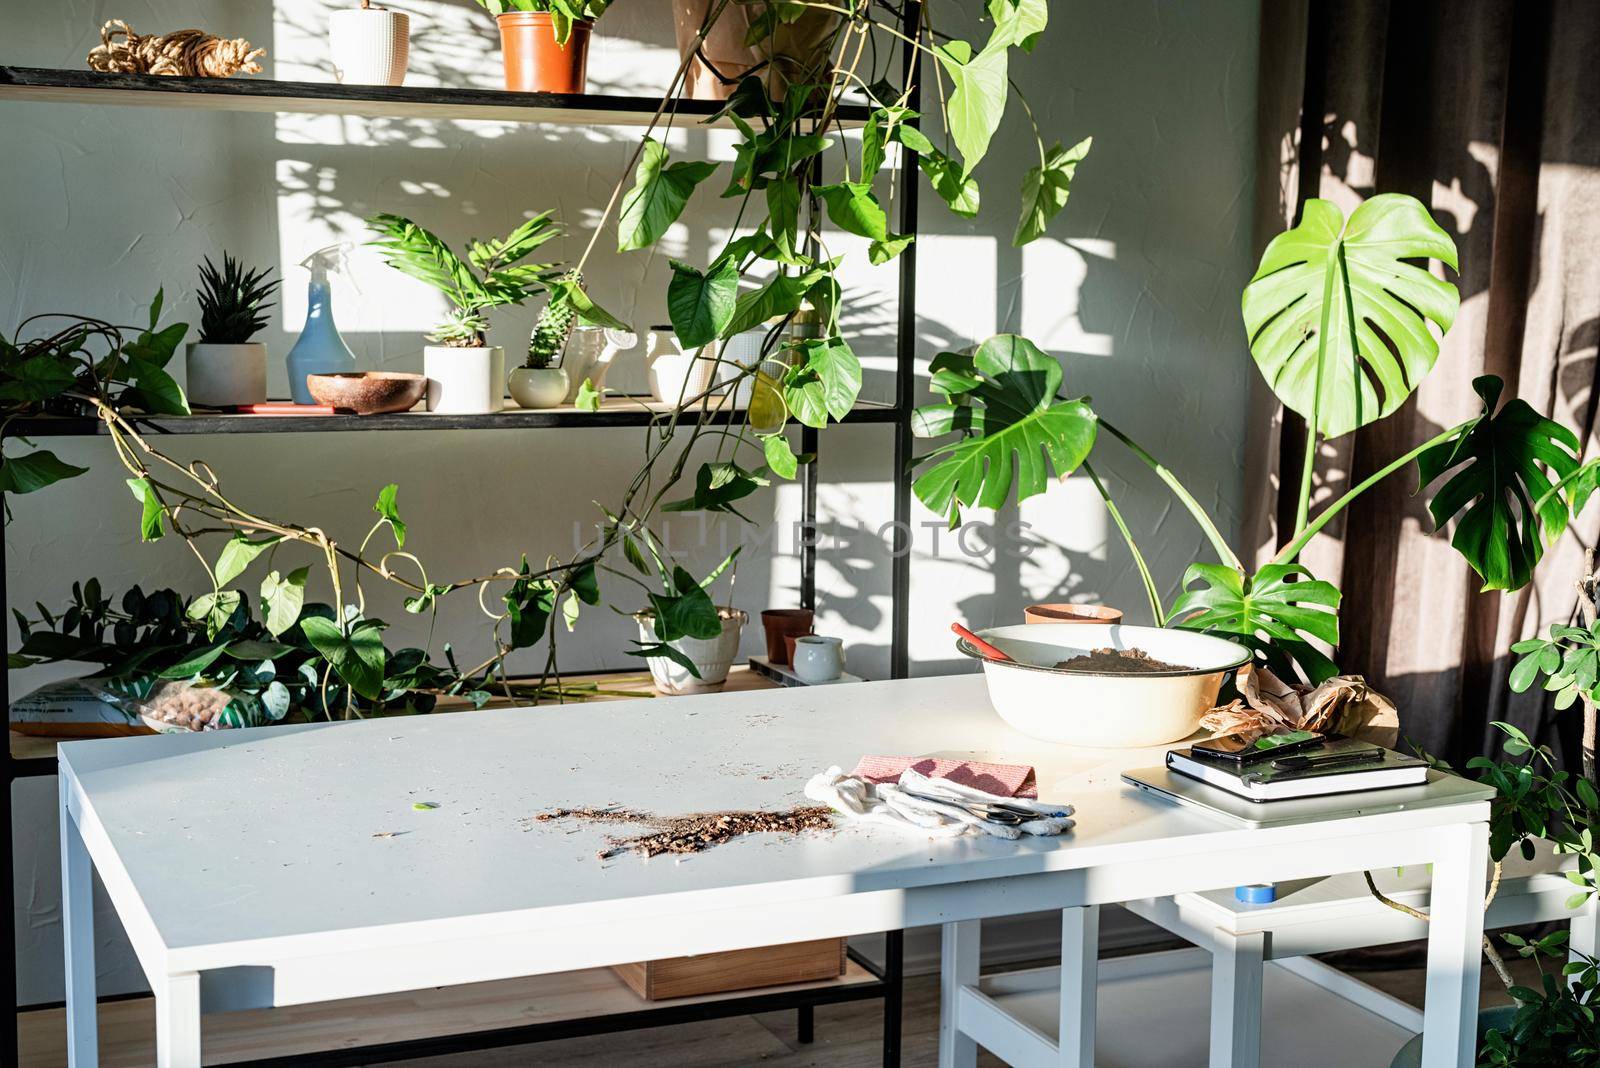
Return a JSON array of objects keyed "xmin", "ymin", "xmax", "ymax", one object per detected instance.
[{"xmin": 3, "ymin": 0, "xmax": 1084, "ymax": 719}]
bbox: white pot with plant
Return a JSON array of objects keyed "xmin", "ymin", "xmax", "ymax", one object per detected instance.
[
  {"xmin": 368, "ymin": 210, "xmax": 561, "ymax": 415},
  {"xmin": 329, "ymin": 0, "xmax": 411, "ymax": 86},
  {"xmin": 511, "ymin": 270, "xmax": 636, "ymax": 409},
  {"xmin": 630, "ymin": 540, "xmax": 746, "ymax": 695},
  {"xmin": 184, "ymin": 253, "xmax": 279, "ymax": 408}
]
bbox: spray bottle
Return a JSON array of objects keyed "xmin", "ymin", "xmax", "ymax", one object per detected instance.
[{"xmin": 285, "ymin": 243, "xmax": 358, "ymax": 403}]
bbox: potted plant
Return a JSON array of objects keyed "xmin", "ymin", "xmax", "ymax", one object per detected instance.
[
  {"xmin": 367, "ymin": 210, "xmax": 560, "ymax": 414},
  {"xmin": 626, "ymin": 533, "xmax": 745, "ymax": 695},
  {"xmin": 671, "ymin": 0, "xmax": 837, "ymax": 100},
  {"xmin": 328, "ymin": 0, "xmax": 411, "ymax": 87},
  {"xmin": 185, "ymin": 254, "xmax": 279, "ymax": 408},
  {"xmin": 475, "ymin": 0, "xmax": 609, "ymax": 94}
]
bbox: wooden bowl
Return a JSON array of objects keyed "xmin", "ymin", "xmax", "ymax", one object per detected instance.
[{"xmin": 306, "ymin": 372, "xmax": 425, "ymax": 415}]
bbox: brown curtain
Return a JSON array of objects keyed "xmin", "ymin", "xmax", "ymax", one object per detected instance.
[{"xmin": 1244, "ymin": 0, "xmax": 1600, "ymax": 768}]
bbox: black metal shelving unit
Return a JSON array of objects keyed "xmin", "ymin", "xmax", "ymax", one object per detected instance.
[{"xmin": 2, "ymin": 56, "xmax": 919, "ymax": 1067}]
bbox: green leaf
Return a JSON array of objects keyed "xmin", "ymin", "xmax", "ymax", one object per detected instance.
[
  {"xmin": 617, "ymin": 138, "xmax": 719, "ymax": 252},
  {"xmin": 227, "ymin": 639, "xmax": 295, "ymax": 661},
  {"xmin": 127, "ymin": 365, "xmax": 189, "ymax": 415},
  {"xmin": 988, "ymin": 0, "xmax": 1048, "ymax": 50},
  {"xmin": 1170, "ymin": 562, "xmax": 1342, "ymax": 684},
  {"xmin": 815, "ymin": 182, "xmax": 889, "ymax": 241},
  {"xmin": 667, "ymin": 258, "xmax": 740, "ymax": 349},
  {"xmin": 215, "ymin": 534, "xmax": 281, "ymax": 587},
  {"xmin": 628, "ymin": 639, "xmax": 702, "ymax": 679},
  {"xmin": 548, "ymin": 275, "xmax": 631, "ymax": 331},
  {"xmin": 646, "ymin": 583, "xmax": 722, "ymax": 642},
  {"xmin": 158, "ymin": 642, "xmax": 229, "ymax": 680},
  {"xmin": 910, "ymin": 335, "xmax": 1098, "ymax": 520},
  {"xmin": 764, "ymin": 434, "xmax": 799, "ymax": 479},
  {"xmin": 260, "ymin": 680, "xmax": 292, "ymax": 721},
  {"xmin": 0, "ymin": 449, "xmax": 88, "ymax": 494},
  {"xmin": 723, "ymin": 268, "xmax": 825, "ymax": 339},
  {"xmin": 785, "ymin": 337, "xmax": 862, "ymax": 428},
  {"xmin": 1243, "ymin": 194, "xmax": 1459, "ymax": 439},
  {"xmin": 766, "ymin": 178, "xmax": 801, "ymax": 261},
  {"xmin": 0, "ymin": 357, "xmax": 79, "ymax": 403},
  {"xmin": 868, "ymin": 234, "xmax": 914, "ymax": 265},
  {"xmin": 936, "ymin": 39, "xmax": 1009, "ymax": 175},
  {"xmin": 125, "ymin": 478, "xmax": 165, "ymax": 542},
  {"xmin": 503, "ymin": 557, "xmax": 557, "ymax": 650},
  {"xmin": 1419, "ymin": 375, "xmax": 1580, "ymax": 592},
  {"xmin": 300, "ymin": 616, "xmax": 387, "ymax": 701},
  {"xmin": 187, "ymin": 589, "xmax": 243, "ymax": 639},
  {"xmin": 259, "ymin": 566, "xmax": 309, "ymax": 637},
  {"xmin": 403, "ymin": 582, "xmax": 451, "ymax": 614},
  {"xmin": 920, "ymin": 151, "xmax": 981, "ymax": 218},
  {"xmin": 568, "ymin": 559, "xmax": 601, "ymax": 605},
  {"xmin": 574, "ymin": 377, "xmax": 601, "ymax": 411},
  {"xmin": 374, "ymin": 483, "xmax": 406, "ymax": 548},
  {"xmin": 663, "ymin": 462, "xmax": 769, "ymax": 517},
  {"xmin": 1014, "ymin": 137, "xmax": 1091, "ymax": 246}
]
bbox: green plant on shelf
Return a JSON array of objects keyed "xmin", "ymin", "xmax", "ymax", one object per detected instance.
[
  {"xmin": 472, "ymin": 0, "xmax": 611, "ymax": 42},
  {"xmin": 5, "ymin": 0, "xmax": 1098, "ymax": 690},
  {"xmin": 366, "ymin": 210, "xmax": 566, "ymax": 347},
  {"xmin": 195, "ymin": 253, "xmax": 279, "ymax": 344}
]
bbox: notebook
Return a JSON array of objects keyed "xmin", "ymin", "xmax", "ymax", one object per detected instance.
[
  {"xmin": 1121, "ymin": 766, "xmax": 1493, "ymax": 828},
  {"xmin": 1167, "ymin": 736, "xmax": 1428, "ymax": 801}
]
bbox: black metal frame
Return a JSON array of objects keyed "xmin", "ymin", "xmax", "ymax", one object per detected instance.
[{"xmin": 2, "ymin": 27, "xmax": 922, "ymax": 1065}]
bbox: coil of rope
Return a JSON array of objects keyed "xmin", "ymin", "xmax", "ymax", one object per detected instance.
[{"xmin": 86, "ymin": 19, "xmax": 266, "ymax": 78}]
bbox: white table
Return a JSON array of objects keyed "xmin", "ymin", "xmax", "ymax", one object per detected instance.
[{"xmin": 57, "ymin": 675, "xmax": 1491, "ymax": 1067}]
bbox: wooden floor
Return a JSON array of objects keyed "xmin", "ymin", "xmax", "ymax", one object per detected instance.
[{"xmin": 19, "ymin": 951, "xmax": 1529, "ymax": 1067}]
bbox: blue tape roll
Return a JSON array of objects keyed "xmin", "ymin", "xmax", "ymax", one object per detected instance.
[{"xmin": 1235, "ymin": 883, "xmax": 1276, "ymax": 904}]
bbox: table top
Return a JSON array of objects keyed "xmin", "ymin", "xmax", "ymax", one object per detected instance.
[{"xmin": 60, "ymin": 675, "xmax": 1489, "ymax": 955}]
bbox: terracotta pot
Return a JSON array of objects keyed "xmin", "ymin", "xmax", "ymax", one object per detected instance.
[
  {"xmin": 1023, "ymin": 603, "xmax": 1124, "ymax": 626},
  {"xmin": 782, "ymin": 632, "xmax": 805, "ymax": 666},
  {"xmin": 761, "ymin": 608, "xmax": 813, "ymax": 665},
  {"xmin": 497, "ymin": 13, "xmax": 590, "ymax": 94},
  {"xmin": 671, "ymin": 0, "xmax": 837, "ymax": 100}
]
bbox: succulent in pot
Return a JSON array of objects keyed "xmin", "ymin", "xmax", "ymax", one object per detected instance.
[
  {"xmin": 509, "ymin": 275, "xmax": 576, "ymax": 409},
  {"xmin": 368, "ymin": 210, "xmax": 562, "ymax": 414},
  {"xmin": 474, "ymin": 0, "xmax": 610, "ymax": 94},
  {"xmin": 185, "ymin": 253, "xmax": 279, "ymax": 407}
]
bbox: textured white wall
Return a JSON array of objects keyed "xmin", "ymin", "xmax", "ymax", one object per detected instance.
[{"xmin": 5, "ymin": 0, "xmax": 1259, "ymax": 1003}]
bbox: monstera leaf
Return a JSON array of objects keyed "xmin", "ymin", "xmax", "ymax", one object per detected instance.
[
  {"xmin": 1242, "ymin": 194, "xmax": 1459, "ymax": 439},
  {"xmin": 910, "ymin": 335, "xmax": 1097, "ymax": 522},
  {"xmin": 1170, "ymin": 562, "xmax": 1342, "ymax": 684},
  {"xmin": 1419, "ymin": 375, "xmax": 1579, "ymax": 592}
]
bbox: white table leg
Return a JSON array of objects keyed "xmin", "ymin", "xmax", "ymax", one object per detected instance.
[
  {"xmin": 155, "ymin": 972, "xmax": 203, "ymax": 1068},
  {"xmin": 60, "ymin": 776, "xmax": 99, "ymax": 1067},
  {"xmin": 1058, "ymin": 905, "xmax": 1099, "ymax": 1067},
  {"xmin": 939, "ymin": 919, "xmax": 980, "ymax": 1068},
  {"xmin": 1209, "ymin": 929, "xmax": 1265, "ymax": 1068},
  {"xmin": 1421, "ymin": 821, "xmax": 1488, "ymax": 1068}
]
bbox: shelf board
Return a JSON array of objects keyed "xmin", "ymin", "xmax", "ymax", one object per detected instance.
[
  {"xmin": 0, "ymin": 66, "xmax": 870, "ymax": 128},
  {"xmin": 3, "ymin": 396, "xmax": 900, "ymax": 437},
  {"xmin": 18, "ymin": 958, "xmax": 880, "ymax": 1067}
]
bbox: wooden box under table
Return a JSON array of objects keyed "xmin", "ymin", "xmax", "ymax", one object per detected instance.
[{"xmin": 612, "ymin": 938, "xmax": 848, "ymax": 1000}]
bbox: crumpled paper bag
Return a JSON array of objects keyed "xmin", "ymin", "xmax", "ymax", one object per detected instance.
[{"xmin": 1199, "ymin": 665, "xmax": 1399, "ymax": 748}]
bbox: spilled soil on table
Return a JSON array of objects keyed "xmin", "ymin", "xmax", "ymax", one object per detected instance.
[{"xmin": 531, "ymin": 805, "xmax": 834, "ymax": 859}]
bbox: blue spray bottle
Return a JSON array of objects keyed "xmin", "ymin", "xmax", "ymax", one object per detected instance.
[{"xmin": 285, "ymin": 243, "xmax": 357, "ymax": 403}]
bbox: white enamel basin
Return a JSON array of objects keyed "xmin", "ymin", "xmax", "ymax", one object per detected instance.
[{"xmin": 958, "ymin": 623, "xmax": 1252, "ymax": 748}]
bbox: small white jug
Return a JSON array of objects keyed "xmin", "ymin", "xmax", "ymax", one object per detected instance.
[{"xmin": 792, "ymin": 635, "xmax": 845, "ymax": 684}]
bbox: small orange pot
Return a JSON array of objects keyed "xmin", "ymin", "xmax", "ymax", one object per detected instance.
[
  {"xmin": 497, "ymin": 13, "xmax": 591, "ymax": 94},
  {"xmin": 1023, "ymin": 603, "xmax": 1123, "ymax": 626}
]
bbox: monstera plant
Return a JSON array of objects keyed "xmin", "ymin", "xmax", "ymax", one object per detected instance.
[{"xmin": 912, "ymin": 192, "xmax": 1585, "ymax": 683}]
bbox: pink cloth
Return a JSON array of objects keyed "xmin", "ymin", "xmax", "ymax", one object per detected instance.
[{"xmin": 849, "ymin": 755, "xmax": 1038, "ymax": 798}]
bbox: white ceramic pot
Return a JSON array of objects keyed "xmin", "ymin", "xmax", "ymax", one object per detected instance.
[
  {"xmin": 792, "ymin": 635, "xmax": 845, "ymax": 684},
  {"xmin": 635, "ymin": 608, "xmax": 747, "ymax": 695},
  {"xmin": 957, "ymin": 623, "xmax": 1251, "ymax": 748},
  {"xmin": 424, "ymin": 345, "xmax": 504, "ymax": 414},
  {"xmin": 646, "ymin": 328, "xmax": 719, "ymax": 405},
  {"xmin": 184, "ymin": 342, "xmax": 266, "ymax": 407},
  {"xmin": 507, "ymin": 366, "xmax": 569, "ymax": 409},
  {"xmin": 329, "ymin": 7, "xmax": 411, "ymax": 86},
  {"xmin": 562, "ymin": 325, "xmax": 635, "ymax": 403}
]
